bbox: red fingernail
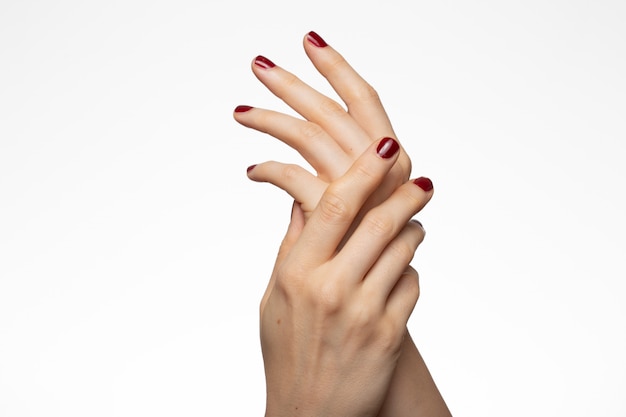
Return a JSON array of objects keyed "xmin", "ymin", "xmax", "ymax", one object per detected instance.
[
  {"xmin": 376, "ymin": 137, "xmax": 399, "ymax": 159},
  {"xmin": 254, "ymin": 55, "xmax": 275, "ymax": 69},
  {"xmin": 247, "ymin": 164, "xmax": 257, "ymax": 173},
  {"xmin": 235, "ymin": 105, "xmax": 253, "ymax": 113},
  {"xmin": 307, "ymin": 31, "xmax": 328, "ymax": 48},
  {"xmin": 413, "ymin": 177, "xmax": 433, "ymax": 192}
]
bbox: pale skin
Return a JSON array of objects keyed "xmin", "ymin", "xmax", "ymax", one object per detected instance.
[{"xmin": 234, "ymin": 31, "xmax": 452, "ymax": 417}]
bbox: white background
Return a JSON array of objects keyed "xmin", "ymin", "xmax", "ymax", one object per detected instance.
[{"xmin": 1, "ymin": 0, "xmax": 625, "ymax": 415}]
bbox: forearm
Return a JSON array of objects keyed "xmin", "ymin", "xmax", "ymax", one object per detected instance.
[{"xmin": 377, "ymin": 331, "xmax": 452, "ymax": 417}]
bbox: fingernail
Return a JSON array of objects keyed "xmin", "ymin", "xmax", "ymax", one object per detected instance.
[
  {"xmin": 254, "ymin": 55, "xmax": 275, "ymax": 69},
  {"xmin": 307, "ymin": 31, "xmax": 328, "ymax": 48},
  {"xmin": 235, "ymin": 105, "xmax": 253, "ymax": 113},
  {"xmin": 410, "ymin": 219, "xmax": 424, "ymax": 229},
  {"xmin": 413, "ymin": 177, "xmax": 433, "ymax": 192},
  {"xmin": 247, "ymin": 164, "xmax": 257, "ymax": 174},
  {"xmin": 376, "ymin": 137, "xmax": 400, "ymax": 159}
]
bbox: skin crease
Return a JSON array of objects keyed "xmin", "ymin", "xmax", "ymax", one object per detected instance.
[{"xmin": 235, "ymin": 32, "xmax": 452, "ymax": 417}]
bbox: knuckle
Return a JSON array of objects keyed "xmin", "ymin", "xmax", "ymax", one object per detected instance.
[
  {"xmin": 327, "ymin": 55, "xmax": 350, "ymax": 76},
  {"xmin": 349, "ymin": 303, "xmax": 375, "ymax": 327},
  {"xmin": 300, "ymin": 123, "xmax": 325, "ymax": 140},
  {"xmin": 281, "ymin": 72, "xmax": 300, "ymax": 89},
  {"xmin": 388, "ymin": 239, "xmax": 417, "ymax": 264},
  {"xmin": 407, "ymin": 268, "xmax": 421, "ymax": 293},
  {"xmin": 276, "ymin": 261, "xmax": 306, "ymax": 290},
  {"xmin": 319, "ymin": 99, "xmax": 346, "ymax": 118},
  {"xmin": 399, "ymin": 267, "xmax": 421, "ymax": 304},
  {"xmin": 310, "ymin": 280, "xmax": 343, "ymax": 314},
  {"xmin": 404, "ymin": 272, "xmax": 421, "ymax": 303},
  {"xmin": 318, "ymin": 189, "xmax": 352, "ymax": 224},
  {"xmin": 354, "ymin": 163, "xmax": 377, "ymax": 183},
  {"xmin": 280, "ymin": 164, "xmax": 301, "ymax": 182},
  {"xmin": 348, "ymin": 83, "xmax": 381, "ymax": 105},
  {"xmin": 363, "ymin": 213, "xmax": 395, "ymax": 239}
]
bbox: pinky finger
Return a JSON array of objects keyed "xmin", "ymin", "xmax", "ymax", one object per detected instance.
[
  {"xmin": 386, "ymin": 265, "xmax": 420, "ymax": 326},
  {"xmin": 247, "ymin": 161, "xmax": 326, "ymax": 212}
]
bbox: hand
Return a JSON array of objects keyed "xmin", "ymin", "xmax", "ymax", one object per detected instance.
[
  {"xmin": 235, "ymin": 32, "xmax": 451, "ymax": 417},
  {"xmin": 260, "ymin": 136, "xmax": 432, "ymax": 417},
  {"xmin": 234, "ymin": 31, "xmax": 415, "ymax": 227}
]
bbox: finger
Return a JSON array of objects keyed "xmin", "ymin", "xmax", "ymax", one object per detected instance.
[
  {"xmin": 234, "ymin": 105, "xmax": 351, "ymax": 180},
  {"xmin": 262, "ymin": 201, "xmax": 305, "ymax": 312},
  {"xmin": 251, "ymin": 55, "xmax": 371, "ymax": 156},
  {"xmin": 302, "ymin": 32, "xmax": 412, "ymax": 180},
  {"xmin": 290, "ymin": 137, "xmax": 401, "ymax": 266},
  {"xmin": 334, "ymin": 176, "xmax": 434, "ymax": 279},
  {"xmin": 303, "ymin": 31, "xmax": 396, "ymax": 145},
  {"xmin": 385, "ymin": 266, "xmax": 420, "ymax": 326},
  {"xmin": 247, "ymin": 162, "xmax": 326, "ymax": 213},
  {"xmin": 360, "ymin": 220, "xmax": 425, "ymax": 301},
  {"xmin": 274, "ymin": 201, "xmax": 305, "ymax": 267}
]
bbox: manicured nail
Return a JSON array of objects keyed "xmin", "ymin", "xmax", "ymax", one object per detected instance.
[
  {"xmin": 413, "ymin": 177, "xmax": 433, "ymax": 192},
  {"xmin": 247, "ymin": 164, "xmax": 257, "ymax": 173},
  {"xmin": 410, "ymin": 219, "xmax": 424, "ymax": 229},
  {"xmin": 254, "ymin": 55, "xmax": 275, "ymax": 69},
  {"xmin": 376, "ymin": 137, "xmax": 400, "ymax": 159},
  {"xmin": 307, "ymin": 31, "xmax": 328, "ymax": 48},
  {"xmin": 235, "ymin": 105, "xmax": 253, "ymax": 113}
]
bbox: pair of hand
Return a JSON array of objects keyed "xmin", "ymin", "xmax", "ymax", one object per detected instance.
[{"xmin": 234, "ymin": 31, "xmax": 450, "ymax": 417}]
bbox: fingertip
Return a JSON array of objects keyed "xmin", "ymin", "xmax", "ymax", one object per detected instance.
[
  {"xmin": 233, "ymin": 105, "xmax": 253, "ymax": 123},
  {"xmin": 388, "ymin": 266, "xmax": 421, "ymax": 319},
  {"xmin": 376, "ymin": 137, "xmax": 400, "ymax": 159},
  {"xmin": 253, "ymin": 55, "xmax": 276, "ymax": 70},
  {"xmin": 305, "ymin": 31, "xmax": 328, "ymax": 48},
  {"xmin": 246, "ymin": 164, "xmax": 260, "ymax": 181},
  {"xmin": 410, "ymin": 219, "xmax": 425, "ymax": 232},
  {"xmin": 413, "ymin": 176, "xmax": 434, "ymax": 193},
  {"xmin": 402, "ymin": 265, "xmax": 419, "ymax": 282},
  {"xmin": 234, "ymin": 105, "xmax": 253, "ymax": 114},
  {"xmin": 409, "ymin": 219, "xmax": 426, "ymax": 243}
]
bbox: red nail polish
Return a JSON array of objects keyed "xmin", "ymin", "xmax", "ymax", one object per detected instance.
[
  {"xmin": 247, "ymin": 164, "xmax": 257, "ymax": 173},
  {"xmin": 254, "ymin": 55, "xmax": 275, "ymax": 69},
  {"xmin": 413, "ymin": 177, "xmax": 433, "ymax": 192},
  {"xmin": 307, "ymin": 31, "xmax": 328, "ymax": 47},
  {"xmin": 376, "ymin": 137, "xmax": 399, "ymax": 159},
  {"xmin": 235, "ymin": 105, "xmax": 253, "ymax": 113}
]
